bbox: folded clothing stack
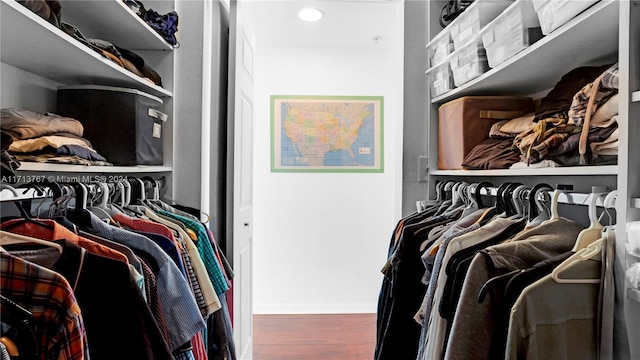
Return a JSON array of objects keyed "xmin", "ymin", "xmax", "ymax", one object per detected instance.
[
  {"xmin": 16, "ymin": 0, "xmax": 163, "ymax": 87},
  {"xmin": 1, "ymin": 108, "xmax": 111, "ymax": 166},
  {"xmin": 461, "ymin": 63, "xmax": 620, "ymax": 170}
]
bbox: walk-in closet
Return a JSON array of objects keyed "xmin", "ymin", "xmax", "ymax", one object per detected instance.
[{"xmin": 1, "ymin": 0, "xmax": 640, "ymax": 359}]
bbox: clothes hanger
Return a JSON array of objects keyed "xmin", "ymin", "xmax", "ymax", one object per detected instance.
[
  {"xmin": 511, "ymin": 185, "xmax": 529, "ymax": 219},
  {"xmin": 443, "ymin": 181, "xmax": 468, "ymax": 215},
  {"xmin": 571, "ymin": 192, "xmax": 607, "ymax": 252},
  {"xmin": 540, "ymin": 185, "xmax": 573, "ymax": 225},
  {"xmin": 495, "ymin": 182, "xmax": 513, "ymax": 215},
  {"xmin": 474, "ymin": 181, "xmax": 494, "ymax": 209},
  {"xmin": 0, "ymin": 183, "xmax": 20, "ymax": 197},
  {"xmin": 1, "ymin": 184, "xmax": 55, "ymax": 232},
  {"xmin": 503, "ymin": 182, "xmax": 523, "ymax": 217},
  {"xmin": 458, "ymin": 183, "xmax": 480, "ymax": 219},
  {"xmin": 526, "ymin": 183, "xmax": 553, "ymax": 227},
  {"xmin": 0, "ymin": 230, "xmax": 63, "ymax": 253},
  {"xmin": 87, "ymin": 182, "xmax": 116, "ymax": 222},
  {"xmin": 599, "ymin": 190, "xmax": 617, "ymax": 226},
  {"xmin": 552, "ymin": 237, "xmax": 602, "ymax": 284}
]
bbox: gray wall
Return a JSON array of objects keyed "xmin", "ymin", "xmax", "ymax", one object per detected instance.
[{"xmin": 402, "ymin": 0, "xmax": 430, "ymax": 216}]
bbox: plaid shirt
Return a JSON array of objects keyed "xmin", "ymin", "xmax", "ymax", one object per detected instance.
[
  {"xmin": 0, "ymin": 253, "xmax": 90, "ymax": 360},
  {"xmin": 568, "ymin": 63, "xmax": 618, "ymax": 126},
  {"xmin": 158, "ymin": 211, "xmax": 230, "ymax": 295}
]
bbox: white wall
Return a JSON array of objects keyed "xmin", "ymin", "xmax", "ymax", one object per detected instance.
[{"xmin": 253, "ymin": 43, "xmax": 404, "ymax": 313}]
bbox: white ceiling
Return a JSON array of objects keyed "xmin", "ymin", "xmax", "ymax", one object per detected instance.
[{"xmin": 243, "ymin": 0, "xmax": 401, "ymax": 48}]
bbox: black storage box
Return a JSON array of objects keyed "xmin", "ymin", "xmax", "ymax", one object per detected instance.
[{"xmin": 56, "ymin": 85, "xmax": 167, "ymax": 166}]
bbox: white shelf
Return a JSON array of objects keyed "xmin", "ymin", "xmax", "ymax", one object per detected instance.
[
  {"xmin": 632, "ymin": 91, "xmax": 640, "ymax": 102},
  {"xmin": 61, "ymin": 0, "xmax": 174, "ymax": 50},
  {"xmin": 17, "ymin": 162, "xmax": 172, "ymax": 173},
  {"xmin": 430, "ymin": 0, "xmax": 619, "ymax": 104},
  {"xmin": 430, "ymin": 165, "xmax": 619, "ymax": 177},
  {"xmin": 0, "ymin": 0, "xmax": 172, "ymax": 98}
]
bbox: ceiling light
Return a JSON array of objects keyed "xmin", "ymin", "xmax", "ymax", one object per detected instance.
[{"xmin": 298, "ymin": 8, "xmax": 323, "ymax": 22}]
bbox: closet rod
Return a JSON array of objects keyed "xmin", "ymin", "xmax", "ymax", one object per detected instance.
[
  {"xmin": 477, "ymin": 186, "xmax": 615, "ymax": 208},
  {"xmin": 0, "ymin": 175, "xmax": 167, "ymax": 203}
]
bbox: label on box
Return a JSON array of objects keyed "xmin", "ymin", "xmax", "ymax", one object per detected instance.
[
  {"xmin": 458, "ymin": 28, "xmax": 473, "ymax": 44},
  {"xmin": 153, "ymin": 123, "xmax": 162, "ymax": 138},
  {"xmin": 433, "ymin": 79, "xmax": 444, "ymax": 89}
]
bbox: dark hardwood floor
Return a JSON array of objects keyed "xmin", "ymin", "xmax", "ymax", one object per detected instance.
[{"xmin": 253, "ymin": 313, "xmax": 377, "ymax": 360}]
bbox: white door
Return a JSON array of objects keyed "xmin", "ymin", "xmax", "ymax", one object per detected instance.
[{"xmin": 228, "ymin": 0, "xmax": 255, "ymax": 358}]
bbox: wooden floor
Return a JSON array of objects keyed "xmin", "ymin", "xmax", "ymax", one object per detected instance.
[{"xmin": 253, "ymin": 313, "xmax": 377, "ymax": 360}]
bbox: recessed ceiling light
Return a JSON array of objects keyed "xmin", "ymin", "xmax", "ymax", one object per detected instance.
[{"xmin": 298, "ymin": 8, "xmax": 323, "ymax": 22}]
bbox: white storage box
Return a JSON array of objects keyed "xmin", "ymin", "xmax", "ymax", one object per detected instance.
[
  {"xmin": 480, "ymin": 0, "xmax": 544, "ymax": 68},
  {"xmin": 427, "ymin": 30, "xmax": 454, "ymax": 67},
  {"xmin": 426, "ymin": 60, "xmax": 455, "ymax": 97},
  {"xmin": 449, "ymin": 0, "xmax": 514, "ymax": 50},
  {"xmin": 533, "ymin": 0, "xmax": 600, "ymax": 35},
  {"xmin": 449, "ymin": 38, "xmax": 490, "ymax": 87},
  {"xmin": 627, "ymin": 221, "xmax": 640, "ymax": 253}
]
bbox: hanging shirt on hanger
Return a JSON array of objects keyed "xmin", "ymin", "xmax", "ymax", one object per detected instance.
[
  {"xmin": 143, "ymin": 207, "xmax": 221, "ymax": 316},
  {"xmin": 0, "ymin": 252, "xmax": 90, "ymax": 360},
  {"xmin": 69, "ymin": 210, "xmax": 206, "ymax": 353},
  {"xmin": 7, "ymin": 240, "xmax": 174, "ymax": 360},
  {"xmin": 505, "ymin": 258, "xmax": 600, "ymax": 360},
  {"xmin": 443, "ymin": 217, "xmax": 585, "ymax": 360},
  {"xmin": 420, "ymin": 216, "xmax": 526, "ymax": 360},
  {"xmin": 158, "ymin": 210, "xmax": 230, "ymax": 295}
]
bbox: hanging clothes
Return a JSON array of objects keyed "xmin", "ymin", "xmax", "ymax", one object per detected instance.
[
  {"xmin": 442, "ymin": 217, "xmax": 585, "ymax": 360},
  {"xmin": 375, "ymin": 183, "xmax": 467, "ymax": 360},
  {"xmin": 0, "ymin": 180, "xmax": 236, "ymax": 360},
  {"xmin": 0, "ymin": 252, "xmax": 90, "ymax": 360},
  {"xmin": 65, "ymin": 209, "xmax": 206, "ymax": 352}
]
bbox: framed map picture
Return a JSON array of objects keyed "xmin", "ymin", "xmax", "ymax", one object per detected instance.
[{"xmin": 271, "ymin": 95, "xmax": 384, "ymax": 173}]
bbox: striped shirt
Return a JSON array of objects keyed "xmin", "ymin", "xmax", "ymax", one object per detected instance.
[{"xmin": 0, "ymin": 253, "xmax": 90, "ymax": 360}]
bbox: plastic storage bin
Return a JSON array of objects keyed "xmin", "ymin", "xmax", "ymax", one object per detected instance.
[
  {"xmin": 449, "ymin": 0, "xmax": 514, "ymax": 50},
  {"xmin": 480, "ymin": 0, "xmax": 544, "ymax": 68},
  {"xmin": 628, "ymin": 221, "xmax": 640, "ymax": 253},
  {"xmin": 426, "ymin": 60, "xmax": 455, "ymax": 97},
  {"xmin": 427, "ymin": 29, "xmax": 454, "ymax": 67},
  {"xmin": 437, "ymin": 96, "xmax": 535, "ymax": 170},
  {"xmin": 56, "ymin": 85, "xmax": 167, "ymax": 166},
  {"xmin": 449, "ymin": 38, "xmax": 490, "ymax": 87},
  {"xmin": 533, "ymin": 0, "xmax": 600, "ymax": 35}
]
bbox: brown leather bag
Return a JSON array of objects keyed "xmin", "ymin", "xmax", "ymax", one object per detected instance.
[{"xmin": 438, "ymin": 96, "xmax": 535, "ymax": 170}]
